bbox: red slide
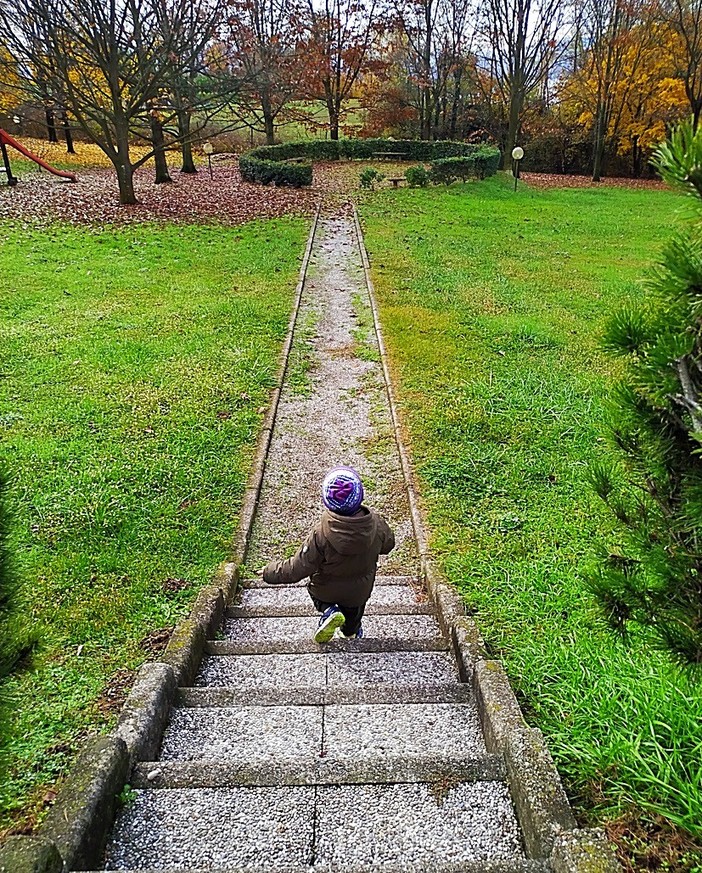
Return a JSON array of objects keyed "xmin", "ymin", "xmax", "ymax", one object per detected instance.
[{"xmin": 0, "ymin": 129, "xmax": 78, "ymax": 182}]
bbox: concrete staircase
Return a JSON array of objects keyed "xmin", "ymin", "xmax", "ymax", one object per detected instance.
[{"xmin": 99, "ymin": 575, "xmax": 547, "ymax": 872}]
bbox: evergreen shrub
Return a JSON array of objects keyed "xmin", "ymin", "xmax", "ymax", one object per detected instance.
[
  {"xmin": 405, "ymin": 165, "xmax": 429, "ymax": 187},
  {"xmin": 590, "ymin": 119, "xmax": 702, "ymax": 668},
  {"xmin": 240, "ymin": 139, "xmax": 500, "ymax": 187},
  {"xmin": 359, "ymin": 168, "xmax": 385, "ymax": 189}
]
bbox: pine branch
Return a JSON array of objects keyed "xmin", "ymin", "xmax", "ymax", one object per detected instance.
[{"xmin": 674, "ymin": 356, "xmax": 702, "ymax": 433}]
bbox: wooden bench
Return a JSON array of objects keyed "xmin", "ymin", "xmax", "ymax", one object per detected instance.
[
  {"xmin": 373, "ymin": 151, "xmax": 409, "ymax": 160},
  {"xmin": 388, "ymin": 177, "xmax": 405, "ymax": 188}
]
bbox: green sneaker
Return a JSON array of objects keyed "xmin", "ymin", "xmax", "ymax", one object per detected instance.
[{"xmin": 314, "ymin": 606, "xmax": 346, "ymax": 644}]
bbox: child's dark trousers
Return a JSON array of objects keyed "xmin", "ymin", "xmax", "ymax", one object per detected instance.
[{"xmin": 310, "ymin": 595, "xmax": 366, "ymax": 637}]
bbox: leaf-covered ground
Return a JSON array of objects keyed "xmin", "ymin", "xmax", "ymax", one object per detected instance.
[
  {"xmin": 522, "ymin": 171, "xmax": 667, "ymax": 190},
  {"xmin": 0, "ymin": 164, "xmax": 318, "ymax": 226}
]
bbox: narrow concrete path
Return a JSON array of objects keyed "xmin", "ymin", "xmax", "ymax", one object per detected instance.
[{"xmin": 98, "ymin": 206, "xmax": 547, "ymax": 872}]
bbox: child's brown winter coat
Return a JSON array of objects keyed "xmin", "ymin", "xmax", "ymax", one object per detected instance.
[{"xmin": 262, "ymin": 506, "xmax": 395, "ymax": 606}]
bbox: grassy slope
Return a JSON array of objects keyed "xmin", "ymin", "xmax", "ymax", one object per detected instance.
[
  {"xmin": 360, "ymin": 177, "xmax": 702, "ymax": 854},
  {"xmin": 0, "ymin": 218, "xmax": 306, "ymax": 829}
]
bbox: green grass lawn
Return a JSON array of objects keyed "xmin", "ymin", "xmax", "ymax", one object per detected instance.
[
  {"xmin": 0, "ymin": 217, "xmax": 307, "ymax": 831},
  {"xmin": 360, "ymin": 175, "xmax": 702, "ymax": 867}
]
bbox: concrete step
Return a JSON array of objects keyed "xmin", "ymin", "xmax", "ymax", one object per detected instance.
[
  {"xmin": 205, "ymin": 636, "xmax": 448, "ymax": 656},
  {"xmin": 197, "ymin": 651, "xmax": 459, "ymax": 688},
  {"xmin": 221, "ymin": 614, "xmax": 442, "ymax": 644},
  {"xmin": 176, "ymin": 682, "xmax": 472, "ymax": 707},
  {"xmin": 228, "ymin": 602, "xmax": 433, "ymax": 618},
  {"xmin": 241, "ymin": 574, "xmax": 420, "ymax": 589},
  {"xmin": 131, "ymin": 753, "xmax": 506, "ymax": 788},
  {"xmin": 159, "ymin": 702, "xmax": 485, "ymax": 764},
  {"xmin": 104, "ymin": 782, "xmax": 527, "ymax": 870},
  {"xmin": 96, "ymin": 861, "xmax": 549, "ymax": 872},
  {"xmin": 229, "ymin": 584, "xmax": 430, "ymax": 617}
]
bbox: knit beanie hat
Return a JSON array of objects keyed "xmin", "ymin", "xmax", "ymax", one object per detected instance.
[{"xmin": 322, "ymin": 467, "xmax": 364, "ymax": 516}]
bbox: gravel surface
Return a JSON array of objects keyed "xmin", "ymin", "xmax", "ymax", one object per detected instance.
[
  {"xmin": 222, "ymin": 614, "xmax": 442, "ymax": 642},
  {"xmin": 245, "ymin": 207, "xmax": 418, "ymax": 576},
  {"xmin": 197, "ymin": 653, "xmax": 327, "ymax": 688},
  {"xmin": 326, "ymin": 651, "xmax": 458, "ymax": 686},
  {"xmin": 315, "ymin": 782, "xmax": 525, "ymax": 866},
  {"xmin": 196, "ymin": 650, "xmax": 458, "ymax": 688},
  {"xmin": 235, "ymin": 585, "xmax": 425, "ymax": 611},
  {"xmin": 104, "ymin": 786, "xmax": 314, "ymax": 869},
  {"xmin": 160, "ymin": 705, "xmax": 323, "ymax": 761},
  {"xmin": 323, "ymin": 703, "xmax": 485, "ymax": 760}
]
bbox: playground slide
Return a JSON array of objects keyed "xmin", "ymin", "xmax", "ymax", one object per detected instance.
[{"xmin": 0, "ymin": 129, "xmax": 77, "ymax": 182}]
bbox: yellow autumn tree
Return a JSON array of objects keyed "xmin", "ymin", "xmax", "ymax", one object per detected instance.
[
  {"xmin": 562, "ymin": 17, "xmax": 689, "ymax": 175},
  {"xmin": 614, "ymin": 23, "xmax": 689, "ymax": 172},
  {"xmin": 0, "ymin": 46, "xmax": 22, "ymax": 113}
]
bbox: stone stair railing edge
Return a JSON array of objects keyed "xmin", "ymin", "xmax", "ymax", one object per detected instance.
[
  {"xmin": 352, "ymin": 204, "xmax": 621, "ymax": 873},
  {"xmin": 0, "ymin": 206, "xmax": 323, "ymax": 873}
]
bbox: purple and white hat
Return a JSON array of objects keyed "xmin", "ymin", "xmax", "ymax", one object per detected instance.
[{"xmin": 322, "ymin": 466, "xmax": 364, "ymax": 516}]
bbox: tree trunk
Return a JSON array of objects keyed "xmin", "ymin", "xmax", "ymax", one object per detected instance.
[
  {"xmin": 61, "ymin": 110, "xmax": 75, "ymax": 154},
  {"xmin": 176, "ymin": 109, "xmax": 196, "ymax": 174},
  {"xmin": 264, "ymin": 113, "xmax": 275, "ymax": 145},
  {"xmin": 261, "ymin": 91, "xmax": 276, "ymax": 145},
  {"xmin": 116, "ymin": 161, "xmax": 137, "ymax": 205},
  {"xmin": 449, "ymin": 69, "xmax": 462, "ymax": 140},
  {"xmin": 45, "ymin": 108, "xmax": 58, "ymax": 143},
  {"xmin": 115, "ymin": 122, "xmax": 137, "ymax": 205},
  {"xmin": 327, "ymin": 95, "xmax": 340, "ymax": 141},
  {"xmin": 592, "ymin": 104, "xmax": 607, "ymax": 182},
  {"xmin": 632, "ymin": 136, "xmax": 642, "ymax": 178},
  {"xmin": 150, "ymin": 115, "xmax": 172, "ymax": 185},
  {"xmin": 421, "ymin": 89, "xmax": 432, "ymax": 140}
]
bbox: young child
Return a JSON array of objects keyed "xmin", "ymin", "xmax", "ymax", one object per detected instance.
[{"xmin": 262, "ymin": 467, "xmax": 395, "ymax": 643}]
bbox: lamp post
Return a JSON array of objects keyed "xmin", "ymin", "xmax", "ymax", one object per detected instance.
[
  {"xmin": 511, "ymin": 146, "xmax": 524, "ymax": 191},
  {"xmin": 203, "ymin": 141, "xmax": 214, "ymax": 179}
]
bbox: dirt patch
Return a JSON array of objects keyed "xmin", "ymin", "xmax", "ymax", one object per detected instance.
[
  {"xmin": 95, "ymin": 668, "xmax": 136, "ymax": 717},
  {"xmin": 605, "ymin": 809, "xmax": 702, "ymax": 872},
  {"xmin": 138, "ymin": 627, "xmax": 173, "ymax": 657},
  {"xmin": 161, "ymin": 577, "xmax": 189, "ymax": 595}
]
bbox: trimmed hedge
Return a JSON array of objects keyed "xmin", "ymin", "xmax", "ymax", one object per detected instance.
[
  {"xmin": 238, "ymin": 153, "xmax": 312, "ymax": 187},
  {"xmin": 239, "ymin": 139, "xmax": 501, "ymax": 187},
  {"xmin": 429, "ymin": 149, "xmax": 501, "ymax": 184}
]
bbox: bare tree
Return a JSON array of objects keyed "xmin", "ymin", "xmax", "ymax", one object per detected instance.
[
  {"xmin": 391, "ymin": 0, "xmax": 478, "ymax": 140},
  {"xmin": 481, "ymin": 0, "xmax": 572, "ymax": 162},
  {"xmin": 223, "ymin": 0, "xmax": 302, "ymax": 145},
  {"xmin": 577, "ymin": 0, "xmax": 652, "ymax": 180},
  {"xmin": 303, "ymin": 0, "xmax": 379, "ymax": 141},
  {"xmin": 0, "ymin": 0, "xmax": 224, "ymax": 203},
  {"xmin": 396, "ymin": 0, "xmax": 439, "ymax": 139},
  {"xmin": 663, "ymin": 0, "xmax": 702, "ymax": 128}
]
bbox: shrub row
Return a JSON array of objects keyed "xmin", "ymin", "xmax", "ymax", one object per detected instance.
[
  {"xmin": 428, "ymin": 149, "xmax": 501, "ymax": 184},
  {"xmin": 238, "ymin": 153, "xmax": 312, "ymax": 187},
  {"xmin": 239, "ymin": 139, "xmax": 500, "ymax": 187}
]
